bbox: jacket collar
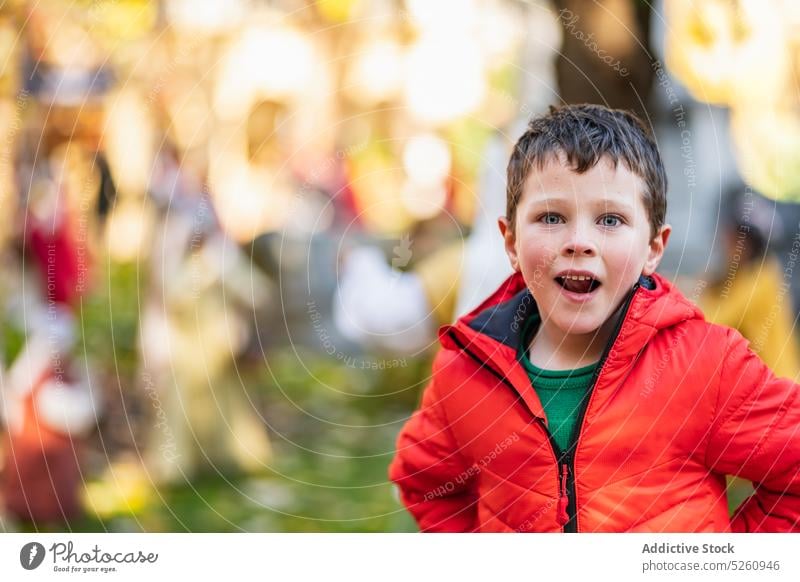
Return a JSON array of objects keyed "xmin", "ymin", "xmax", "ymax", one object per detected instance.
[{"xmin": 439, "ymin": 271, "xmax": 701, "ymax": 419}]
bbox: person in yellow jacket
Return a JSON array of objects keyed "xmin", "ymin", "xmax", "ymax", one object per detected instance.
[
  {"xmin": 699, "ymin": 190, "xmax": 800, "ymax": 379},
  {"xmin": 698, "ymin": 189, "xmax": 800, "ymax": 510}
]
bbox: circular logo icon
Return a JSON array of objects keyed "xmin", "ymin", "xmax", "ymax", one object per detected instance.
[{"xmin": 20, "ymin": 542, "xmax": 46, "ymax": 570}]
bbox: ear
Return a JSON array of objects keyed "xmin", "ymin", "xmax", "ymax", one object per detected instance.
[
  {"xmin": 642, "ymin": 224, "xmax": 672, "ymax": 276},
  {"xmin": 498, "ymin": 216, "xmax": 520, "ymax": 272}
]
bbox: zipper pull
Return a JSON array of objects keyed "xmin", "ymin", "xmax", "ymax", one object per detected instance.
[{"xmin": 556, "ymin": 463, "xmax": 569, "ymax": 526}]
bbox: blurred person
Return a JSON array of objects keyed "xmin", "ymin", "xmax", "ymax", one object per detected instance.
[
  {"xmin": 333, "ymin": 133, "xmax": 513, "ymax": 355},
  {"xmin": 138, "ymin": 146, "xmax": 271, "ymax": 485},
  {"xmin": 333, "ymin": 241, "xmax": 462, "ymax": 355},
  {"xmin": 390, "ymin": 105, "xmax": 800, "ymax": 532},
  {"xmin": 0, "ymin": 141, "xmax": 100, "ymax": 523},
  {"xmin": 699, "ymin": 188, "xmax": 800, "ymax": 379},
  {"xmin": 698, "ymin": 188, "xmax": 800, "ymax": 511}
]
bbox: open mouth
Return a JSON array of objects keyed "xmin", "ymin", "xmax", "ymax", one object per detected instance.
[{"xmin": 555, "ymin": 275, "xmax": 602, "ymax": 294}]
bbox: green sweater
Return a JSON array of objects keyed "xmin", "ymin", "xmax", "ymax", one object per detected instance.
[{"xmin": 518, "ymin": 313, "xmax": 598, "ymax": 453}]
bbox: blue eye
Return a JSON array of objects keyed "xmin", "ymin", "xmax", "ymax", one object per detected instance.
[
  {"xmin": 539, "ymin": 213, "xmax": 563, "ymax": 225},
  {"xmin": 599, "ymin": 215, "xmax": 622, "ymax": 227}
]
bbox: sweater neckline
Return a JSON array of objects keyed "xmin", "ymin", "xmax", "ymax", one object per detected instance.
[{"xmin": 519, "ymin": 312, "xmax": 599, "ymax": 379}]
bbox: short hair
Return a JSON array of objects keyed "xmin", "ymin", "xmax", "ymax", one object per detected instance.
[{"xmin": 506, "ymin": 104, "xmax": 667, "ymax": 239}]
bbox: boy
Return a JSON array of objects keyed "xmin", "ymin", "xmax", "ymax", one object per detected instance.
[{"xmin": 388, "ymin": 104, "xmax": 800, "ymax": 532}]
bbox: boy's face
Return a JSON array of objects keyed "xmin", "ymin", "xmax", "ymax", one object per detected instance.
[{"xmin": 499, "ymin": 154, "xmax": 671, "ymax": 337}]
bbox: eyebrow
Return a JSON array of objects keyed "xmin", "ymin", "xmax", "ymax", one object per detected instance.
[{"xmin": 526, "ymin": 197, "xmax": 636, "ymax": 214}]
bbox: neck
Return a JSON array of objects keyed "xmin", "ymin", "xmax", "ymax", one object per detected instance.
[{"xmin": 527, "ymin": 306, "xmax": 626, "ymax": 370}]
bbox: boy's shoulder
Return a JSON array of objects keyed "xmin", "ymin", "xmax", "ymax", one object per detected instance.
[
  {"xmin": 627, "ymin": 272, "xmax": 708, "ymax": 332},
  {"xmin": 632, "ymin": 275, "xmax": 760, "ymax": 382},
  {"xmin": 632, "ymin": 272, "xmax": 735, "ymax": 351}
]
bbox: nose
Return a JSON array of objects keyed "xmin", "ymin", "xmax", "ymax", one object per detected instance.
[{"xmin": 561, "ymin": 224, "xmax": 598, "ymax": 257}]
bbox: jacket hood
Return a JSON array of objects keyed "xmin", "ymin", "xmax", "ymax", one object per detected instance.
[{"xmin": 438, "ymin": 271, "xmax": 705, "ymax": 418}]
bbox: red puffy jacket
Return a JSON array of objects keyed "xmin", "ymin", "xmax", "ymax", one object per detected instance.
[{"xmin": 389, "ymin": 272, "xmax": 800, "ymax": 532}]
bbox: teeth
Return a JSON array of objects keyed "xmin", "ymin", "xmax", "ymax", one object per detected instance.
[{"xmin": 563, "ymin": 275, "xmax": 590, "ymax": 281}]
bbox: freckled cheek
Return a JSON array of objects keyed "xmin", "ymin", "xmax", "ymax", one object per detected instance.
[
  {"xmin": 515, "ymin": 244, "xmax": 554, "ymax": 289},
  {"xmin": 519, "ymin": 246, "xmax": 557, "ymax": 275}
]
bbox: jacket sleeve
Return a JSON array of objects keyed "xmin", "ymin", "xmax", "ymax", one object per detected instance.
[
  {"xmin": 389, "ymin": 355, "xmax": 478, "ymax": 532},
  {"xmin": 706, "ymin": 327, "xmax": 800, "ymax": 532}
]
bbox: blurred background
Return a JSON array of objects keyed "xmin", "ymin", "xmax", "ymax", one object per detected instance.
[{"xmin": 1, "ymin": 0, "xmax": 799, "ymax": 532}]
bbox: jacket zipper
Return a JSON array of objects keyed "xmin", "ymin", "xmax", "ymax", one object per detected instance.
[
  {"xmin": 535, "ymin": 418, "xmax": 571, "ymax": 529},
  {"xmin": 557, "ymin": 462, "xmax": 570, "ymax": 526},
  {"xmin": 560, "ymin": 281, "xmax": 641, "ymax": 532},
  {"xmin": 447, "ymin": 281, "xmax": 641, "ymax": 533}
]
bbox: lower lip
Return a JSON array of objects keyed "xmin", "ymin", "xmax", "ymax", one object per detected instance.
[{"xmin": 556, "ymin": 281, "xmax": 601, "ymax": 303}]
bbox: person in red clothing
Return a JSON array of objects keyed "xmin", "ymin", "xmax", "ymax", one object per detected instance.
[{"xmin": 389, "ymin": 104, "xmax": 800, "ymax": 533}]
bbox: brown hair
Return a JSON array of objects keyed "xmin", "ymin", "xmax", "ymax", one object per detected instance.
[{"xmin": 506, "ymin": 104, "xmax": 667, "ymax": 239}]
